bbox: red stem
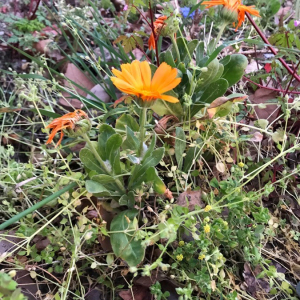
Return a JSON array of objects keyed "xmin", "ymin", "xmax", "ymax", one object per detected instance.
[
  {"xmin": 246, "ymin": 12, "xmax": 300, "ymax": 82},
  {"xmin": 29, "ymin": 0, "xmax": 41, "ymax": 20},
  {"xmin": 148, "ymin": 1, "xmax": 160, "ymax": 66},
  {"xmin": 243, "ymin": 76, "xmax": 300, "ymax": 95}
]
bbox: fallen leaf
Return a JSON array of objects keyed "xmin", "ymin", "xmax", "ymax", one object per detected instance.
[
  {"xmin": 59, "ymin": 63, "xmax": 95, "ymax": 109},
  {"xmin": 241, "ymin": 263, "xmax": 270, "ymax": 296},
  {"xmin": 177, "ymin": 190, "xmax": 204, "ymax": 211},
  {"xmin": 249, "ymin": 88, "xmax": 279, "ymax": 122},
  {"xmin": 245, "ymin": 60, "xmax": 261, "ymax": 74},
  {"xmin": 216, "ymin": 162, "xmax": 226, "ymax": 173},
  {"xmin": 34, "ymin": 39, "xmax": 64, "ymax": 61},
  {"xmin": 249, "ymin": 132, "xmax": 263, "ymax": 142},
  {"xmin": 119, "ymin": 285, "xmax": 151, "ymax": 300},
  {"xmin": 86, "ymin": 84, "xmax": 111, "ymax": 103}
]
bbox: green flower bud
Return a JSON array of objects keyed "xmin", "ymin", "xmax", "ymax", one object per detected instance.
[{"xmin": 64, "ymin": 119, "xmax": 91, "ymax": 138}]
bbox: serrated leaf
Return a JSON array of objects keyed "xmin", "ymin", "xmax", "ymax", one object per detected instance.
[{"xmin": 110, "ymin": 209, "xmax": 145, "ymax": 266}]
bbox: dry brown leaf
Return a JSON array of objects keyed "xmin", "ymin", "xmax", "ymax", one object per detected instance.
[
  {"xmin": 177, "ymin": 190, "xmax": 204, "ymax": 211},
  {"xmin": 249, "ymin": 131, "xmax": 263, "ymax": 142},
  {"xmin": 59, "ymin": 63, "xmax": 95, "ymax": 109},
  {"xmin": 249, "ymin": 88, "xmax": 279, "ymax": 122},
  {"xmin": 86, "ymin": 84, "xmax": 111, "ymax": 103},
  {"xmin": 34, "ymin": 39, "xmax": 64, "ymax": 61},
  {"xmin": 119, "ymin": 285, "xmax": 151, "ymax": 300}
]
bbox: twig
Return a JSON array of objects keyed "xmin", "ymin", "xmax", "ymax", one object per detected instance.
[{"xmin": 246, "ymin": 12, "xmax": 300, "ymax": 82}]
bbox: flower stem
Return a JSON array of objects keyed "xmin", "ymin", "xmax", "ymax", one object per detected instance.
[
  {"xmin": 214, "ymin": 22, "xmax": 227, "ymax": 49},
  {"xmin": 171, "ymin": 34, "xmax": 180, "ymax": 62},
  {"xmin": 138, "ymin": 107, "xmax": 147, "ymax": 157},
  {"xmin": 82, "ymin": 133, "xmax": 126, "ymax": 193}
]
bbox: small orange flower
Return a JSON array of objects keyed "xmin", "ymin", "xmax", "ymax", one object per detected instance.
[
  {"xmin": 148, "ymin": 15, "xmax": 168, "ymax": 50},
  {"xmin": 111, "ymin": 60, "xmax": 181, "ymax": 104},
  {"xmin": 46, "ymin": 109, "xmax": 88, "ymax": 147},
  {"xmin": 202, "ymin": 0, "xmax": 260, "ymax": 29}
]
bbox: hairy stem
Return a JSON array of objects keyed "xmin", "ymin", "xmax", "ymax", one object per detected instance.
[
  {"xmin": 170, "ymin": 34, "xmax": 181, "ymax": 62},
  {"xmin": 138, "ymin": 107, "xmax": 147, "ymax": 157}
]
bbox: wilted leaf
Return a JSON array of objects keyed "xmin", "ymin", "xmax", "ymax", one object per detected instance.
[{"xmin": 250, "ymin": 132, "xmax": 264, "ymax": 142}]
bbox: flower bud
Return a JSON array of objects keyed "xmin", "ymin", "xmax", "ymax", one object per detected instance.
[{"xmin": 65, "ymin": 119, "xmax": 91, "ymax": 138}]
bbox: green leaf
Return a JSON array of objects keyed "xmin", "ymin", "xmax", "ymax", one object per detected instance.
[
  {"xmin": 151, "ymin": 99, "xmax": 183, "ymax": 117},
  {"xmin": 142, "ymin": 134, "xmax": 157, "ymax": 162},
  {"xmin": 196, "ymin": 41, "xmax": 205, "ymax": 65},
  {"xmin": 163, "ymin": 50, "xmax": 176, "ymax": 67},
  {"xmin": 92, "ymin": 174, "xmax": 116, "ymax": 184},
  {"xmin": 195, "ymin": 59, "xmax": 224, "ymax": 93},
  {"xmin": 221, "ymin": 54, "xmax": 248, "ymax": 87},
  {"xmin": 122, "ymin": 126, "xmax": 139, "ymax": 151},
  {"xmin": 106, "ymin": 134, "xmax": 122, "ymax": 175},
  {"xmin": 79, "ymin": 148, "xmax": 104, "ymax": 174},
  {"xmin": 116, "ymin": 114, "xmax": 139, "ymax": 132},
  {"xmin": 175, "ymin": 127, "xmax": 186, "ymax": 170},
  {"xmin": 191, "ymin": 78, "xmax": 229, "ymax": 117},
  {"xmin": 110, "ymin": 209, "xmax": 145, "ymax": 266},
  {"xmin": 98, "ymin": 124, "xmax": 116, "ymax": 160},
  {"xmin": 85, "ymin": 180, "xmax": 111, "ymax": 195},
  {"xmin": 128, "ymin": 148, "xmax": 164, "ymax": 189},
  {"xmin": 183, "ymin": 143, "xmax": 202, "ymax": 173},
  {"xmin": 267, "ymin": 0, "xmax": 280, "ymax": 16},
  {"xmin": 119, "ymin": 191, "xmax": 135, "ymax": 208},
  {"xmin": 145, "ymin": 167, "xmax": 166, "ymax": 194}
]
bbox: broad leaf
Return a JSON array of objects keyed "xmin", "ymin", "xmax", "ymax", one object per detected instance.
[
  {"xmin": 98, "ymin": 124, "xmax": 115, "ymax": 160},
  {"xmin": 221, "ymin": 54, "xmax": 248, "ymax": 87},
  {"xmin": 110, "ymin": 209, "xmax": 145, "ymax": 266},
  {"xmin": 128, "ymin": 148, "xmax": 164, "ymax": 189},
  {"xmin": 122, "ymin": 126, "xmax": 139, "ymax": 151},
  {"xmin": 85, "ymin": 180, "xmax": 111, "ymax": 195},
  {"xmin": 195, "ymin": 59, "xmax": 224, "ymax": 93},
  {"xmin": 106, "ymin": 134, "xmax": 122, "ymax": 175},
  {"xmin": 116, "ymin": 114, "xmax": 139, "ymax": 132},
  {"xmin": 79, "ymin": 148, "xmax": 104, "ymax": 174},
  {"xmin": 151, "ymin": 99, "xmax": 183, "ymax": 117},
  {"xmin": 191, "ymin": 78, "xmax": 229, "ymax": 117}
]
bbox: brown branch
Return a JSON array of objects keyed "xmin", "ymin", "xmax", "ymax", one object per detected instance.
[{"xmin": 246, "ymin": 12, "xmax": 300, "ymax": 82}]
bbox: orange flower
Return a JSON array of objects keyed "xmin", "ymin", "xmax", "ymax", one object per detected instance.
[
  {"xmin": 111, "ymin": 60, "xmax": 181, "ymax": 104},
  {"xmin": 202, "ymin": 0, "xmax": 260, "ymax": 29},
  {"xmin": 46, "ymin": 109, "xmax": 88, "ymax": 147},
  {"xmin": 148, "ymin": 15, "xmax": 168, "ymax": 50}
]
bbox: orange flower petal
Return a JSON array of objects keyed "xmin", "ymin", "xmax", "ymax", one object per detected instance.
[
  {"xmin": 159, "ymin": 94, "xmax": 179, "ymax": 103},
  {"xmin": 140, "ymin": 60, "xmax": 151, "ymax": 89}
]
